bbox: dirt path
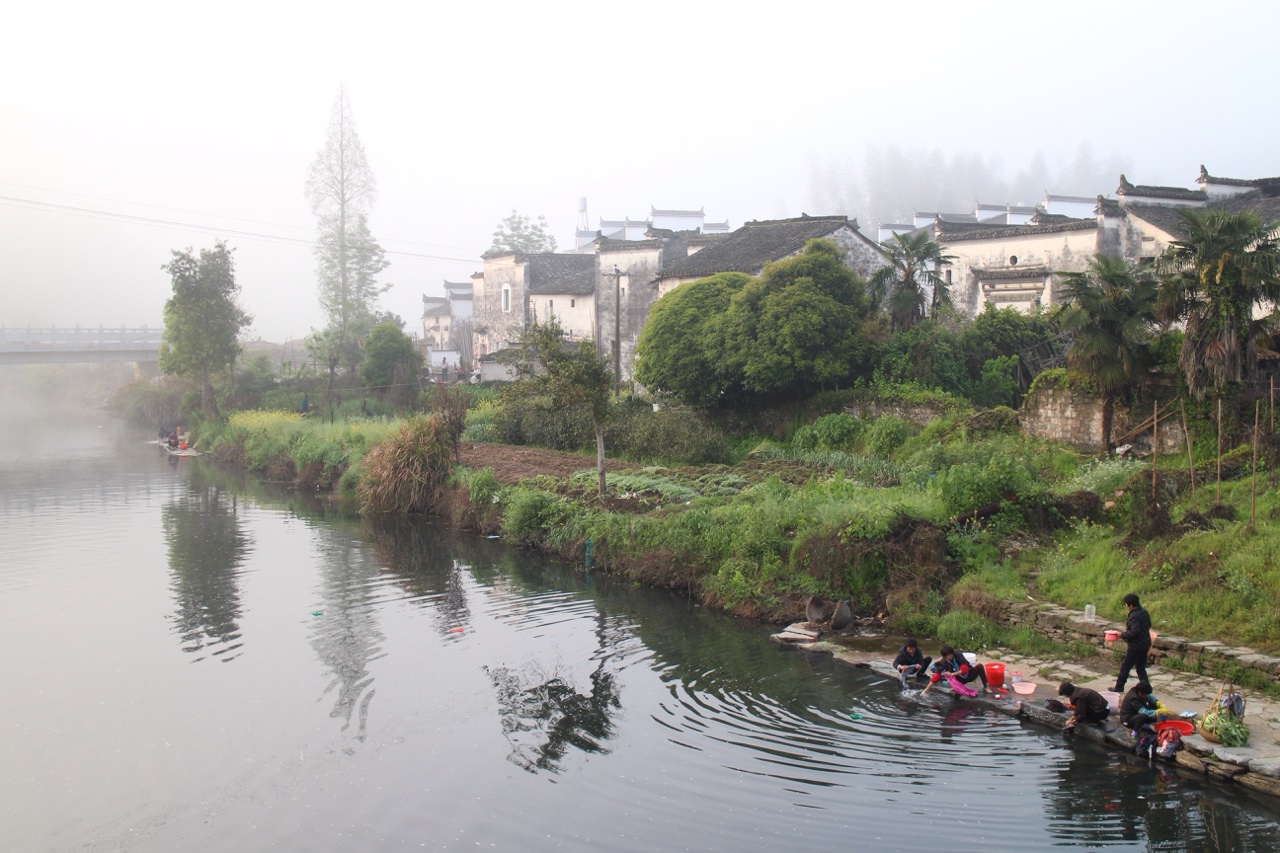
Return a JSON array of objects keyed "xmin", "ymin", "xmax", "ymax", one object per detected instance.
[{"xmin": 457, "ymin": 442, "xmax": 633, "ymax": 485}]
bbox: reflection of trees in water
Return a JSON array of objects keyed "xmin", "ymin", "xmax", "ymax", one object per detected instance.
[
  {"xmin": 309, "ymin": 527, "xmax": 386, "ymax": 740},
  {"xmin": 361, "ymin": 516, "xmax": 511, "ymax": 636},
  {"xmin": 361, "ymin": 515, "xmax": 626, "ymax": 772},
  {"xmin": 486, "ymin": 661, "xmax": 620, "ymax": 774},
  {"xmin": 162, "ymin": 484, "xmax": 251, "ymax": 662},
  {"xmin": 1041, "ymin": 749, "xmax": 1280, "ymax": 851}
]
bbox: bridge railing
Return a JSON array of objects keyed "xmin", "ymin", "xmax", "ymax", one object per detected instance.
[{"xmin": 0, "ymin": 325, "xmax": 164, "ymax": 351}]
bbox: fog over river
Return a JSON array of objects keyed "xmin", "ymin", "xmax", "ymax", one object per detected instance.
[{"xmin": 3, "ymin": 405, "xmax": 1279, "ymax": 851}]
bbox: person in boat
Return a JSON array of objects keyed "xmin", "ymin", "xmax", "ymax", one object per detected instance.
[
  {"xmin": 1058, "ymin": 681, "xmax": 1110, "ymax": 731},
  {"xmin": 922, "ymin": 644, "xmax": 989, "ymax": 694},
  {"xmin": 892, "ymin": 637, "xmax": 932, "ymax": 688},
  {"xmin": 167, "ymin": 431, "xmax": 179, "ymax": 449}
]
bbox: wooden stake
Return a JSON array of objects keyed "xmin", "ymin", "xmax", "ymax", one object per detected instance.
[
  {"xmin": 1251, "ymin": 400, "xmax": 1260, "ymax": 530},
  {"xmin": 1152, "ymin": 401, "xmax": 1159, "ymax": 502},
  {"xmin": 1182, "ymin": 400, "xmax": 1197, "ymax": 514},
  {"xmin": 1217, "ymin": 397, "xmax": 1223, "ymax": 505}
]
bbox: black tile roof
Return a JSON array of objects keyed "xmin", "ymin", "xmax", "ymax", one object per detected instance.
[
  {"xmin": 526, "ymin": 253, "xmax": 597, "ymax": 296},
  {"xmin": 1119, "ymin": 191, "xmax": 1280, "ymax": 239},
  {"xmin": 938, "ymin": 217, "xmax": 1097, "ymax": 242},
  {"xmin": 650, "ymin": 206, "xmax": 705, "ymax": 217},
  {"xmin": 1097, "ymin": 196, "xmax": 1124, "ymax": 217},
  {"xmin": 657, "ymin": 215, "xmax": 864, "ymax": 279},
  {"xmin": 1117, "ymin": 174, "xmax": 1206, "ymax": 202}
]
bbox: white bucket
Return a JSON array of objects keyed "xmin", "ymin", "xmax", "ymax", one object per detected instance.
[{"xmin": 963, "ymin": 652, "xmax": 977, "ymax": 667}]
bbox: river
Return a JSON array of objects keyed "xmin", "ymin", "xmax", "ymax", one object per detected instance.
[{"xmin": 3, "ymin": 409, "xmax": 1279, "ymax": 852}]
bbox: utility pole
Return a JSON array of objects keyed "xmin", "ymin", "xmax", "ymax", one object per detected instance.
[{"xmin": 605, "ymin": 265, "xmax": 625, "ymax": 396}]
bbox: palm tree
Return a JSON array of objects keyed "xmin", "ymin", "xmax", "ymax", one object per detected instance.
[
  {"xmin": 1156, "ymin": 209, "xmax": 1280, "ymax": 402},
  {"xmin": 1057, "ymin": 255, "xmax": 1158, "ymax": 449},
  {"xmin": 870, "ymin": 231, "xmax": 955, "ymax": 331}
]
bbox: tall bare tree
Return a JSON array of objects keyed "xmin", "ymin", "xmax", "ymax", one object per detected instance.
[{"xmin": 306, "ymin": 85, "xmax": 389, "ymax": 408}]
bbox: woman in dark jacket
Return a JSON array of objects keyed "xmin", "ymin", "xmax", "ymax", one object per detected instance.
[
  {"xmin": 1059, "ymin": 681, "xmax": 1110, "ymax": 730},
  {"xmin": 892, "ymin": 638, "xmax": 932, "ymax": 687},
  {"xmin": 1119, "ymin": 681, "xmax": 1158, "ymax": 731}
]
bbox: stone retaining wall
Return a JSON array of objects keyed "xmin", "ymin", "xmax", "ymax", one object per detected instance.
[{"xmin": 1002, "ymin": 600, "xmax": 1280, "ymax": 687}]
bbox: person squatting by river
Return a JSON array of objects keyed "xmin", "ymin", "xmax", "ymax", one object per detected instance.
[
  {"xmin": 1113, "ymin": 593, "xmax": 1152, "ymax": 694},
  {"xmin": 1059, "ymin": 682, "xmax": 1110, "ymax": 732},
  {"xmin": 892, "ymin": 638, "xmax": 932, "ymax": 688},
  {"xmin": 921, "ymin": 644, "xmax": 989, "ymax": 695}
]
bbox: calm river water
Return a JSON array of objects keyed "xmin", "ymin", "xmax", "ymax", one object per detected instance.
[{"xmin": 3, "ymin": 410, "xmax": 1280, "ymax": 852}]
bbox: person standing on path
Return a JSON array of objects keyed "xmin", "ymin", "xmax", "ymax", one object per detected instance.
[{"xmin": 1112, "ymin": 593, "xmax": 1152, "ymax": 693}]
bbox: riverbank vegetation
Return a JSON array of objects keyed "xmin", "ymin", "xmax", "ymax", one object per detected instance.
[{"xmin": 108, "ymin": 219, "xmax": 1280, "ymax": 668}]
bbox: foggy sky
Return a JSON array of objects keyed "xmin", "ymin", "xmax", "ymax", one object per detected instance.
[{"xmin": 3, "ymin": 1, "xmax": 1276, "ymax": 343}]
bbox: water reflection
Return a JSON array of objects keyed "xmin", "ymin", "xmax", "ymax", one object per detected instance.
[
  {"xmin": 308, "ymin": 523, "xmax": 386, "ymax": 739},
  {"xmin": 162, "ymin": 481, "xmax": 250, "ymax": 662},
  {"xmin": 1040, "ymin": 742, "xmax": 1280, "ymax": 851}
]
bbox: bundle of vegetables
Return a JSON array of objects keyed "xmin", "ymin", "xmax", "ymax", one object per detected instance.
[{"xmin": 1199, "ymin": 706, "xmax": 1249, "ymax": 747}]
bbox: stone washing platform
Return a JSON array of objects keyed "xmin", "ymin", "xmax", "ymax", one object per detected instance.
[{"xmin": 772, "ymin": 624, "xmax": 1280, "ymax": 801}]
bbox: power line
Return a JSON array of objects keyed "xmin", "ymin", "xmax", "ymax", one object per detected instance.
[{"xmin": 0, "ymin": 192, "xmax": 484, "ymax": 264}]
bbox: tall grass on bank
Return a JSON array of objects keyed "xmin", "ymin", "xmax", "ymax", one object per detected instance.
[
  {"xmin": 210, "ymin": 410, "xmax": 400, "ymax": 484},
  {"xmin": 356, "ymin": 416, "xmax": 453, "ymax": 513}
]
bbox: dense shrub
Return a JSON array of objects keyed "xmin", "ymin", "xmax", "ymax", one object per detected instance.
[
  {"xmin": 501, "ymin": 487, "xmax": 573, "ymax": 546},
  {"xmin": 493, "ymin": 392, "xmax": 594, "ymax": 450},
  {"xmin": 608, "ymin": 403, "xmax": 732, "ymax": 464},
  {"xmin": 793, "ymin": 412, "xmax": 864, "ymax": 451},
  {"xmin": 866, "ymin": 415, "xmax": 910, "ymax": 457},
  {"xmin": 934, "ymin": 454, "xmax": 1041, "ymax": 516}
]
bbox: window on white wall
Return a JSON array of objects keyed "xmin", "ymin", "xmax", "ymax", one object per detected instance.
[
  {"xmin": 502, "ymin": 288, "xmax": 510, "ymax": 312},
  {"xmin": 570, "ymin": 299, "xmax": 576, "ymax": 308}
]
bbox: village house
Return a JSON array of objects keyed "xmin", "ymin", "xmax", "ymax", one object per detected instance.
[
  {"xmin": 466, "ymin": 213, "xmax": 888, "ymax": 388},
  {"xmin": 931, "ymin": 167, "xmax": 1280, "ymax": 318},
  {"xmin": 654, "ymin": 215, "xmax": 884, "ymax": 296},
  {"xmin": 420, "ymin": 279, "xmax": 473, "ymax": 373}
]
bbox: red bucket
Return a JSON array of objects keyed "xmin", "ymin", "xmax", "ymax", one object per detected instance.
[
  {"xmin": 1104, "ymin": 629, "xmax": 1120, "ymax": 642},
  {"xmin": 984, "ymin": 662, "xmax": 1005, "ymax": 688},
  {"xmin": 1154, "ymin": 719, "xmax": 1196, "ymax": 737}
]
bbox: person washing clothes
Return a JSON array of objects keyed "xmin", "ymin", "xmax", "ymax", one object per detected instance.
[{"xmin": 892, "ymin": 638, "xmax": 932, "ymax": 688}]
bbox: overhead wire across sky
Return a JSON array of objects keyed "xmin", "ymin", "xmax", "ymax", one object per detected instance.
[{"xmin": 0, "ymin": 182, "xmax": 484, "ymax": 264}]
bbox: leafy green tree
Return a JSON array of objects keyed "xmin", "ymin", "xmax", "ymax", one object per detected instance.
[
  {"xmin": 306, "ymin": 86, "xmax": 391, "ymax": 406},
  {"xmin": 490, "ymin": 210, "xmax": 558, "ymax": 253},
  {"xmin": 516, "ymin": 320, "xmax": 613, "ymax": 497},
  {"xmin": 1156, "ymin": 209, "xmax": 1280, "ymax": 403},
  {"xmin": 872, "ymin": 321, "xmax": 968, "ymax": 395},
  {"xmin": 1057, "ymin": 254, "xmax": 1157, "ymax": 448},
  {"xmin": 361, "ymin": 321, "xmax": 422, "ymax": 400},
  {"xmin": 718, "ymin": 239, "xmax": 869, "ymax": 398},
  {"xmin": 960, "ymin": 303, "xmax": 1054, "ymax": 380},
  {"xmin": 869, "ymin": 231, "xmax": 955, "ymax": 330},
  {"xmin": 159, "ymin": 241, "xmax": 252, "ymax": 415},
  {"xmin": 634, "ymin": 272, "xmax": 750, "ymax": 405},
  {"xmin": 972, "ymin": 355, "xmax": 1020, "ymax": 409}
]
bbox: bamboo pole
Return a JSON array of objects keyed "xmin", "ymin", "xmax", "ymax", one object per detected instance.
[
  {"xmin": 1251, "ymin": 400, "xmax": 1260, "ymax": 530},
  {"xmin": 1217, "ymin": 398, "xmax": 1223, "ymax": 505},
  {"xmin": 1182, "ymin": 400, "xmax": 1197, "ymax": 514},
  {"xmin": 1152, "ymin": 401, "xmax": 1159, "ymax": 502}
]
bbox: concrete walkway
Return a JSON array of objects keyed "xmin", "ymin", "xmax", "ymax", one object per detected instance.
[{"xmin": 771, "ymin": 624, "xmax": 1280, "ymax": 800}]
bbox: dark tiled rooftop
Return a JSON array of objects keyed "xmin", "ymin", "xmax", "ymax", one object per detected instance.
[
  {"xmin": 527, "ymin": 253, "xmax": 597, "ymax": 296},
  {"xmin": 1117, "ymin": 174, "xmax": 1206, "ymax": 202},
  {"xmin": 658, "ymin": 215, "xmax": 864, "ymax": 279},
  {"xmin": 939, "ymin": 218, "xmax": 1097, "ymax": 242}
]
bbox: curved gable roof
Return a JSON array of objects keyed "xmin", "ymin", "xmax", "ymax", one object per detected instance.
[{"xmin": 659, "ymin": 215, "xmax": 861, "ymax": 279}]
